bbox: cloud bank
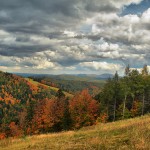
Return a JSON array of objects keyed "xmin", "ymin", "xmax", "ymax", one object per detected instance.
[{"xmin": 0, "ymin": 0, "xmax": 149, "ymax": 75}]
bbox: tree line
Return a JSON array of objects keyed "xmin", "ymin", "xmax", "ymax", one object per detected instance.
[{"xmin": 95, "ymin": 65, "xmax": 150, "ymax": 121}]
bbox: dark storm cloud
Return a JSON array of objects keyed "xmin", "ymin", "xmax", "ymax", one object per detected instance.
[
  {"xmin": 0, "ymin": 0, "xmax": 82, "ymax": 34},
  {"xmin": 0, "ymin": 0, "xmax": 121, "ymax": 34},
  {"xmin": 15, "ymin": 36, "xmax": 30, "ymax": 42},
  {"xmin": 0, "ymin": 0, "xmax": 87, "ymax": 59},
  {"xmin": 74, "ymin": 34, "xmax": 103, "ymax": 41},
  {"xmin": 29, "ymin": 0, "xmax": 82, "ymax": 18},
  {"xmin": 0, "ymin": 43, "xmax": 54, "ymax": 57},
  {"xmin": 85, "ymin": 1, "xmax": 118, "ymax": 13}
]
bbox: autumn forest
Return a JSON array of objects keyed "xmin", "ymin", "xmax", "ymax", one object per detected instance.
[{"xmin": 0, "ymin": 65, "xmax": 150, "ymax": 139}]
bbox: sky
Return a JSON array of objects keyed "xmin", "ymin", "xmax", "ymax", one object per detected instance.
[{"xmin": 0, "ymin": 0, "xmax": 150, "ymax": 75}]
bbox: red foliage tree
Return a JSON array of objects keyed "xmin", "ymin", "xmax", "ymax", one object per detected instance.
[
  {"xmin": 0, "ymin": 133, "xmax": 6, "ymax": 140},
  {"xmin": 9, "ymin": 122, "xmax": 23, "ymax": 138}
]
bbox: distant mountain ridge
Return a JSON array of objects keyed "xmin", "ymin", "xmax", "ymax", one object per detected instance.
[
  {"xmin": 14, "ymin": 72, "xmax": 113, "ymax": 80},
  {"xmin": 96, "ymin": 73, "xmax": 114, "ymax": 79},
  {"xmin": 75, "ymin": 73, "xmax": 113, "ymax": 79}
]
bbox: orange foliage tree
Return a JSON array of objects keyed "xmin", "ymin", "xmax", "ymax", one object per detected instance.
[
  {"xmin": 131, "ymin": 100, "xmax": 142, "ymax": 117},
  {"xmin": 31, "ymin": 97, "xmax": 66, "ymax": 133},
  {"xmin": 69, "ymin": 89, "xmax": 99, "ymax": 129}
]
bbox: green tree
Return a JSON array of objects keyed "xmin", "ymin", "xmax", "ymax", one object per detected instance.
[
  {"xmin": 56, "ymin": 89, "xmax": 65, "ymax": 99},
  {"xmin": 112, "ymin": 71, "xmax": 120, "ymax": 121},
  {"xmin": 120, "ymin": 77, "xmax": 131, "ymax": 119},
  {"xmin": 142, "ymin": 65, "xmax": 149, "ymax": 76},
  {"xmin": 125, "ymin": 64, "xmax": 130, "ymax": 76}
]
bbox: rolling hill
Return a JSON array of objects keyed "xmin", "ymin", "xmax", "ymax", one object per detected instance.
[
  {"xmin": 29, "ymin": 75, "xmax": 105, "ymax": 95},
  {"xmin": 24, "ymin": 78, "xmax": 73, "ymax": 98},
  {"xmin": 13, "ymin": 73, "xmax": 106, "ymax": 96}
]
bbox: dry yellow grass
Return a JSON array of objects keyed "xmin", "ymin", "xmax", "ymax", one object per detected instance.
[{"xmin": 0, "ymin": 114, "xmax": 150, "ymax": 150}]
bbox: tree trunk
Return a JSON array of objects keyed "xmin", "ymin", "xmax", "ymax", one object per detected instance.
[
  {"xmin": 113, "ymin": 97, "xmax": 116, "ymax": 121},
  {"xmin": 132, "ymin": 95, "xmax": 135, "ymax": 109},
  {"xmin": 122, "ymin": 94, "xmax": 127, "ymax": 119},
  {"xmin": 142, "ymin": 92, "xmax": 145, "ymax": 115}
]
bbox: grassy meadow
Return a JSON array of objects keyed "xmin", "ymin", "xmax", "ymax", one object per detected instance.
[{"xmin": 0, "ymin": 114, "xmax": 150, "ymax": 150}]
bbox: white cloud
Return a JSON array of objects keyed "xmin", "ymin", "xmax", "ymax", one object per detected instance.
[
  {"xmin": 63, "ymin": 30, "xmax": 77, "ymax": 37},
  {"xmin": 0, "ymin": 30, "xmax": 9, "ymax": 36},
  {"xmin": 0, "ymin": 66, "xmax": 8, "ymax": 71},
  {"xmin": 141, "ymin": 8, "xmax": 150, "ymax": 23},
  {"xmin": 112, "ymin": 0, "xmax": 143, "ymax": 8},
  {"xmin": 80, "ymin": 61, "xmax": 123, "ymax": 71}
]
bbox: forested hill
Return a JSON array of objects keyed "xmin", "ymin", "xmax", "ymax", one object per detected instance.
[
  {"xmin": 0, "ymin": 71, "xmax": 62, "ymax": 104},
  {"xmin": 0, "ymin": 71, "xmax": 100, "ymax": 139},
  {"xmin": 0, "ymin": 71, "xmax": 73, "ymax": 138}
]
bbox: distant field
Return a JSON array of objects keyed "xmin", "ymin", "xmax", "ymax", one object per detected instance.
[
  {"xmin": 29, "ymin": 75, "xmax": 106, "ymax": 95},
  {"xmin": 0, "ymin": 114, "xmax": 149, "ymax": 150},
  {"xmin": 25, "ymin": 78, "xmax": 73, "ymax": 98},
  {"xmin": 47, "ymin": 75, "xmax": 107, "ymax": 83}
]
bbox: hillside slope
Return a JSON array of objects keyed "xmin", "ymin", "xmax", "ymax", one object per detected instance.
[
  {"xmin": 0, "ymin": 114, "xmax": 150, "ymax": 150},
  {"xmin": 0, "ymin": 71, "xmax": 73, "ymax": 138},
  {"xmin": 25, "ymin": 78, "xmax": 73, "ymax": 98},
  {"xmin": 0, "ymin": 71, "xmax": 72, "ymax": 103}
]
